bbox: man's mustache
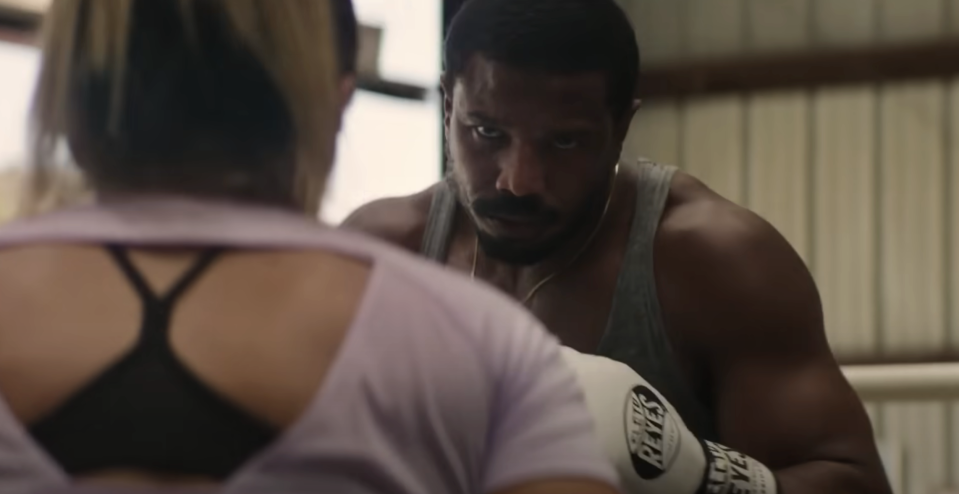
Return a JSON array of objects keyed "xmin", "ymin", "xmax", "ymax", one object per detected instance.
[{"xmin": 471, "ymin": 194, "xmax": 558, "ymax": 221}]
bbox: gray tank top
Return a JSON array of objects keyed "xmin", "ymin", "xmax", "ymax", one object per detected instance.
[{"xmin": 420, "ymin": 160, "xmax": 718, "ymax": 440}]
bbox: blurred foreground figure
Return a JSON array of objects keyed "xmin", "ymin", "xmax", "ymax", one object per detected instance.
[
  {"xmin": 344, "ymin": 0, "xmax": 892, "ymax": 493},
  {"xmin": 0, "ymin": 1, "xmax": 619, "ymax": 493},
  {"xmin": 0, "ymin": 166, "xmax": 88, "ymax": 224}
]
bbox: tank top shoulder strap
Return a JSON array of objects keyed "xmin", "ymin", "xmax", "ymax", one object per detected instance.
[
  {"xmin": 598, "ymin": 159, "xmax": 718, "ymax": 440},
  {"xmin": 419, "ymin": 177, "xmax": 458, "ymax": 262}
]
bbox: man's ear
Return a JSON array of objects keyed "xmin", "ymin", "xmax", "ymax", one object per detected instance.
[{"xmin": 614, "ymin": 98, "xmax": 642, "ymax": 141}]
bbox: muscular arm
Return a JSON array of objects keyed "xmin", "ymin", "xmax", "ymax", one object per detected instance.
[{"xmin": 661, "ymin": 197, "xmax": 891, "ymax": 494}]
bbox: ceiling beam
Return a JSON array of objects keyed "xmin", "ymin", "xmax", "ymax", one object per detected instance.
[{"xmin": 641, "ymin": 39, "xmax": 959, "ymax": 99}]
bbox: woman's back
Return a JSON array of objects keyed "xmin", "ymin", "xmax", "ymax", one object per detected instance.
[
  {"xmin": 0, "ymin": 233, "xmax": 369, "ymax": 445},
  {"xmin": 0, "ymin": 198, "xmax": 617, "ymax": 493}
]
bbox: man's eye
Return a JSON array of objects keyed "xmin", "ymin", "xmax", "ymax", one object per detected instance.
[
  {"xmin": 553, "ymin": 136, "xmax": 579, "ymax": 150},
  {"xmin": 474, "ymin": 126, "xmax": 504, "ymax": 139}
]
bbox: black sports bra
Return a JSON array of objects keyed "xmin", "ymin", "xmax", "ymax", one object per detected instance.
[{"xmin": 28, "ymin": 246, "xmax": 277, "ymax": 479}]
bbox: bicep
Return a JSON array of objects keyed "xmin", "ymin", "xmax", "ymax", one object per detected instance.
[
  {"xmin": 703, "ymin": 235, "xmax": 880, "ymax": 470},
  {"xmin": 714, "ymin": 340, "xmax": 877, "ymax": 469},
  {"xmin": 662, "ymin": 205, "xmax": 888, "ymax": 491}
]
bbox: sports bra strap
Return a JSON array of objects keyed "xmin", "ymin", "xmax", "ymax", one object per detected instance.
[{"xmin": 105, "ymin": 245, "xmax": 223, "ymax": 307}]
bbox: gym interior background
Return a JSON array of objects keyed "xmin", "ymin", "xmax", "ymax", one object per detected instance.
[{"xmin": 3, "ymin": 0, "xmax": 959, "ymax": 492}]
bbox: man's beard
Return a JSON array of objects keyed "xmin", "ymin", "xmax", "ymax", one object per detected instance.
[{"xmin": 468, "ymin": 188, "xmax": 607, "ymax": 266}]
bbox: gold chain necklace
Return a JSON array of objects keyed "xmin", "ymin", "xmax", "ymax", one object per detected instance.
[{"xmin": 470, "ymin": 164, "xmax": 619, "ymax": 306}]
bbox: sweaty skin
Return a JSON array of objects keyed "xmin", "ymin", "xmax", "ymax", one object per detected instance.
[{"xmin": 343, "ymin": 56, "xmax": 891, "ymax": 494}]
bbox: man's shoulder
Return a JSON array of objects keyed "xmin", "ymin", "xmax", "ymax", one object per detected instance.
[
  {"xmin": 656, "ymin": 169, "xmax": 814, "ymax": 309},
  {"xmin": 339, "ymin": 183, "xmax": 444, "ymax": 253},
  {"xmin": 656, "ymin": 170, "xmax": 819, "ymax": 343},
  {"xmin": 659, "ymin": 170, "xmax": 778, "ymax": 260}
]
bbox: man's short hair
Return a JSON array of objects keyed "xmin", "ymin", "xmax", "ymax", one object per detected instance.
[
  {"xmin": 333, "ymin": 0, "xmax": 358, "ymax": 74},
  {"xmin": 443, "ymin": 0, "xmax": 640, "ymax": 118}
]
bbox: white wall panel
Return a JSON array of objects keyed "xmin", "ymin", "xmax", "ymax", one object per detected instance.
[
  {"xmin": 681, "ymin": 97, "xmax": 746, "ymax": 203},
  {"xmin": 745, "ymin": 0, "xmax": 811, "ymax": 52},
  {"xmin": 950, "ymin": 0, "xmax": 959, "ymax": 36},
  {"xmin": 949, "ymin": 79, "xmax": 959, "ymax": 490},
  {"xmin": 812, "ymin": 87, "xmax": 878, "ymax": 357},
  {"xmin": 627, "ymin": 0, "xmax": 687, "ymax": 65},
  {"xmin": 624, "ymin": 100, "xmax": 682, "ymax": 166},
  {"xmin": 811, "ymin": 0, "xmax": 878, "ymax": 47},
  {"xmin": 746, "ymin": 91, "xmax": 810, "ymax": 260},
  {"xmin": 883, "ymin": 402, "xmax": 949, "ymax": 493},
  {"xmin": 877, "ymin": 0, "xmax": 946, "ymax": 43},
  {"xmin": 952, "ymin": 401, "xmax": 959, "ymax": 488},
  {"xmin": 878, "ymin": 82, "xmax": 947, "ymax": 356},
  {"xmin": 878, "ymin": 82, "xmax": 948, "ymax": 494},
  {"xmin": 948, "ymin": 81, "xmax": 959, "ymax": 365},
  {"xmin": 684, "ymin": 0, "xmax": 746, "ymax": 59},
  {"xmin": 876, "ymin": 437, "xmax": 906, "ymax": 494}
]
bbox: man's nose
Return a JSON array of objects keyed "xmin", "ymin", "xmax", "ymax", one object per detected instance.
[{"xmin": 495, "ymin": 143, "xmax": 546, "ymax": 197}]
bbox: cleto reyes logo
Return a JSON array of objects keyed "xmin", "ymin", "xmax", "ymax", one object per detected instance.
[
  {"xmin": 703, "ymin": 441, "xmax": 777, "ymax": 494},
  {"xmin": 623, "ymin": 385, "xmax": 681, "ymax": 479}
]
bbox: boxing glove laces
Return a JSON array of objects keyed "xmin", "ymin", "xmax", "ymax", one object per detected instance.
[{"xmin": 560, "ymin": 347, "xmax": 779, "ymax": 494}]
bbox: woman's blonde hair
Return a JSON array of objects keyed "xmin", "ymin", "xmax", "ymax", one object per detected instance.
[{"xmin": 24, "ymin": 0, "xmax": 345, "ymax": 215}]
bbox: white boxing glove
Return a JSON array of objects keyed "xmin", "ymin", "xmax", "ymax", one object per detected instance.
[{"xmin": 560, "ymin": 347, "xmax": 779, "ymax": 494}]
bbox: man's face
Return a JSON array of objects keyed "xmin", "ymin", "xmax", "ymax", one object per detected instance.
[{"xmin": 444, "ymin": 55, "xmax": 628, "ymax": 265}]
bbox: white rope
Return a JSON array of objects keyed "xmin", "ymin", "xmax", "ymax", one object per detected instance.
[
  {"xmin": 0, "ymin": 0, "xmax": 52, "ymax": 15},
  {"xmin": 842, "ymin": 363, "xmax": 959, "ymax": 401}
]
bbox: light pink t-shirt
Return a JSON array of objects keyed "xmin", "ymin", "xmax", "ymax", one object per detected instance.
[{"xmin": 0, "ymin": 197, "xmax": 618, "ymax": 494}]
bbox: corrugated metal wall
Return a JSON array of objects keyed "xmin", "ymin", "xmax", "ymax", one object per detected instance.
[{"xmin": 620, "ymin": 1, "xmax": 959, "ymax": 492}]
